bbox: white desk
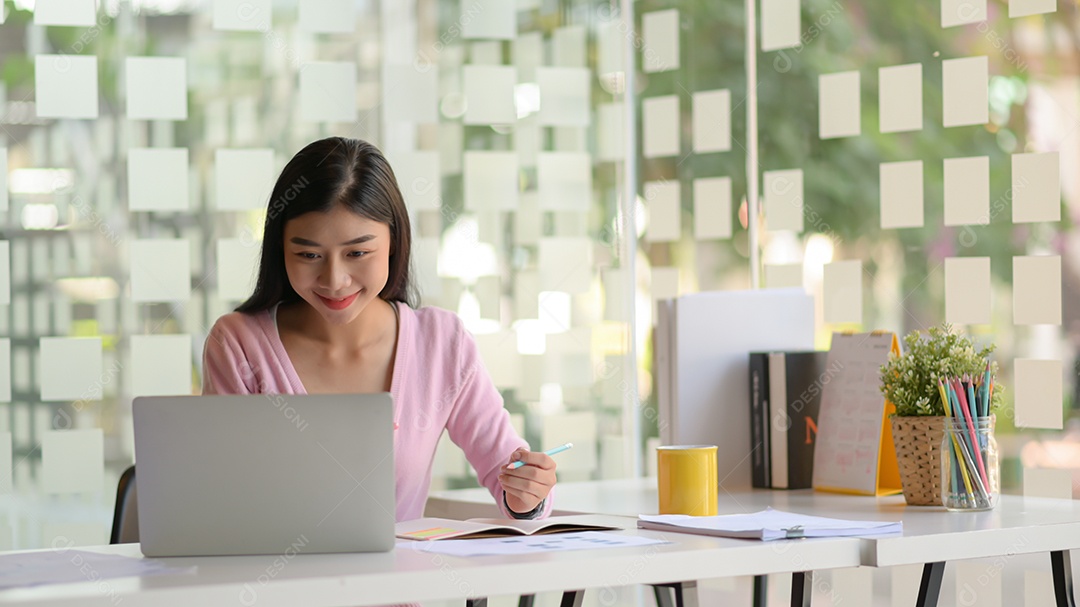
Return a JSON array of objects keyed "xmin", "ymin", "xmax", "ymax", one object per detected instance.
[
  {"xmin": 0, "ymin": 514, "xmax": 863, "ymax": 607},
  {"xmin": 429, "ymin": 478, "xmax": 1080, "ymax": 607}
]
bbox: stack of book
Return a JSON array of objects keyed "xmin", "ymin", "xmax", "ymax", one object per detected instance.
[{"xmin": 748, "ymin": 351, "xmax": 834, "ymax": 489}]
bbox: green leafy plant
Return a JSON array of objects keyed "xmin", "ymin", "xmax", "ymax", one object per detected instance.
[{"xmin": 880, "ymin": 323, "xmax": 1003, "ymax": 416}]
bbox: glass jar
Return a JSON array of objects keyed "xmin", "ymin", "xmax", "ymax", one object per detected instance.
[{"xmin": 941, "ymin": 416, "xmax": 999, "ymax": 511}]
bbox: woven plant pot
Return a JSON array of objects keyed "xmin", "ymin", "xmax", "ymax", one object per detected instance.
[{"xmin": 890, "ymin": 415, "xmax": 946, "ymax": 506}]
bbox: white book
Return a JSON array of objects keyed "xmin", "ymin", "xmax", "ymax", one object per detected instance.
[{"xmin": 638, "ymin": 507, "xmax": 902, "ymax": 541}]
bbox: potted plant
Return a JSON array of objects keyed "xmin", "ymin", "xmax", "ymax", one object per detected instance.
[{"xmin": 879, "ymin": 323, "xmax": 1002, "ymax": 506}]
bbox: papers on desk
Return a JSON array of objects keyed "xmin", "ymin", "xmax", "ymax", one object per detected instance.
[
  {"xmin": 0, "ymin": 549, "xmax": 194, "ymax": 590},
  {"xmin": 638, "ymin": 508, "xmax": 903, "ymax": 541},
  {"xmin": 399, "ymin": 531, "xmax": 667, "ymax": 557}
]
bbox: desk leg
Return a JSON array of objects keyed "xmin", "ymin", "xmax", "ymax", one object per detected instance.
[
  {"xmin": 650, "ymin": 582, "xmax": 699, "ymax": 607},
  {"xmin": 753, "ymin": 574, "xmax": 767, "ymax": 607},
  {"xmin": 1051, "ymin": 550, "xmax": 1076, "ymax": 607},
  {"xmin": 915, "ymin": 562, "xmax": 945, "ymax": 607},
  {"xmin": 559, "ymin": 589, "xmax": 585, "ymax": 607},
  {"xmin": 466, "ymin": 599, "xmax": 487, "ymax": 607},
  {"xmin": 790, "ymin": 571, "xmax": 812, "ymax": 607},
  {"xmin": 517, "ymin": 595, "xmax": 536, "ymax": 607}
]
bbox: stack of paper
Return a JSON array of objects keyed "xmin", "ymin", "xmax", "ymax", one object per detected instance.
[{"xmin": 638, "ymin": 508, "xmax": 902, "ymax": 541}]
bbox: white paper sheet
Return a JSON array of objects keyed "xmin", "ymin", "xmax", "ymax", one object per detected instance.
[
  {"xmin": 299, "ymin": 62, "xmax": 356, "ymax": 123},
  {"xmin": 537, "ymin": 67, "xmax": 590, "ymax": 127},
  {"xmin": 879, "ymin": 160, "xmax": 924, "ymax": 229},
  {"xmin": 126, "ymin": 57, "xmax": 187, "ymax": 120},
  {"xmin": 128, "ymin": 148, "xmax": 189, "ymax": 212},
  {"xmin": 943, "ymin": 56, "xmax": 988, "ymax": 127},
  {"xmin": 538, "ymin": 152, "xmax": 591, "ymax": 212},
  {"xmin": 1014, "ymin": 358, "xmax": 1063, "ymax": 429},
  {"xmin": 463, "ymin": 65, "xmax": 516, "ymax": 125},
  {"xmin": 539, "ymin": 237, "xmax": 592, "ymax": 294},
  {"xmin": 0, "ymin": 549, "xmax": 191, "ymax": 589},
  {"xmin": 1023, "ymin": 468, "xmax": 1072, "ymax": 500},
  {"xmin": 130, "ymin": 239, "xmax": 191, "ymax": 302},
  {"xmin": 692, "ymin": 90, "xmax": 731, "ymax": 153},
  {"xmin": 216, "ymin": 238, "xmax": 261, "ymax": 301},
  {"xmin": 1010, "ymin": 0, "xmax": 1056, "ymax": 18},
  {"xmin": 33, "ymin": 0, "xmax": 96, "ymax": 26},
  {"xmin": 1012, "ymin": 151, "xmax": 1060, "ymax": 223},
  {"xmin": 819, "ymin": 71, "xmax": 861, "ymax": 139},
  {"xmin": 879, "ymin": 63, "xmax": 922, "ymax": 133},
  {"xmin": 461, "ymin": 0, "xmax": 515, "ymax": 40},
  {"xmin": 213, "ymin": 0, "xmax": 269, "ymax": 30},
  {"xmin": 464, "ymin": 151, "xmax": 518, "ymax": 211},
  {"xmin": 693, "ymin": 177, "xmax": 732, "ymax": 240},
  {"xmin": 765, "ymin": 264, "xmax": 802, "ymax": 289},
  {"xmin": 638, "ymin": 508, "xmax": 901, "ymax": 541},
  {"xmin": 35, "ymin": 55, "xmax": 98, "ymax": 119},
  {"xmin": 764, "ymin": 169, "xmax": 803, "ymax": 232},
  {"xmin": 215, "ymin": 148, "xmax": 274, "ymax": 211},
  {"xmin": 598, "ymin": 103, "xmax": 625, "ymax": 162},
  {"xmin": 642, "ymin": 10, "xmax": 679, "ymax": 73},
  {"xmin": 130, "ymin": 335, "xmax": 191, "ymax": 397},
  {"xmin": 944, "ymin": 156, "xmax": 989, "ymax": 226},
  {"xmin": 401, "ymin": 532, "xmax": 664, "ymax": 557},
  {"xmin": 393, "ymin": 151, "xmax": 441, "ymax": 211},
  {"xmin": 643, "ymin": 96, "xmax": 680, "ymax": 158},
  {"xmin": 943, "ymin": 0, "xmax": 986, "ymax": 27},
  {"xmin": 299, "ymin": 0, "xmax": 353, "ymax": 33},
  {"xmin": 645, "ymin": 181, "xmax": 680, "ymax": 242},
  {"xmin": 40, "ymin": 337, "xmax": 102, "ymax": 402},
  {"xmin": 761, "ymin": 0, "xmax": 800, "ymax": 51},
  {"xmin": 1013, "ymin": 255, "xmax": 1061, "ymax": 325},
  {"xmin": 383, "ymin": 67, "xmax": 438, "ymax": 124},
  {"xmin": 945, "ymin": 257, "xmax": 991, "ymax": 325},
  {"xmin": 553, "ymin": 25, "xmax": 587, "ymax": 67},
  {"xmin": 42, "ymin": 429, "xmax": 103, "ymax": 494},
  {"xmin": 823, "ymin": 260, "xmax": 862, "ymax": 324}
]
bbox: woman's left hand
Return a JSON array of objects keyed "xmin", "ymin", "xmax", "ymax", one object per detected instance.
[{"xmin": 499, "ymin": 447, "xmax": 556, "ymax": 515}]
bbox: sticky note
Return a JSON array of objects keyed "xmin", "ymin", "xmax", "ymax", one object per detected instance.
[
  {"xmin": 943, "ymin": 56, "xmax": 988, "ymax": 127},
  {"xmin": 597, "ymin": 21, "xmax": 624, "ymax": 78},
  {"xmin": 761, "ymin": 0, "xmax": 800, "ymax": 51},
  {"xmin": 216, "ymin": 238, "xmax": 260, "ymax": 301},
  {"xmin": 470, "ymin": 41, "xmax": 501, "ymax": 66},
  {"xmin": 1023, "ymin": 468, "xmax": 1072, "ymax": 500},
  {"xmin": 42, "ymin": 429, "xmax": 103, "ymax": 494},
  {"xmin": 464, "ymin": 151, "xmax": 518, "ymax": 211},
  {"xmin": 537, "ymin": 67, "xmax": 590, "ymax": 127},
  {"xmin": 943, "ymin": 0, "xmax": 986, "ymax": 27},
  {"xmin": 955, "ymin": 561, "xmax": 1000, "ymax": 607},
  {"xmin": 1012, "ymin": 152, "xmax": 1060, "ymax": 223},
  {"xmin": 125, "ymin": 57, "xmax": 187, "ymax": 120},
  {"xmin": 598, "ymin": 103, "xmax": 624, "ymax": 162},
  {"xmin": 765, "ymin": 263, "xmax": 802, "ymax": 289},
  {"xmin": 0, "ymin": 148, "xmax": 7, "ymax": 212},
  {"xmin": 944, "ymin": 156, "xmax": 990, "ymax": 226},
  {"xmin": 0, "ymin": 242, "xmax": 8, "ymax": 305},
  {"xmin": 463, "ymin": 65, "xmax": 516, "ymax": 125},
  {"xmin": 515, "ymin": 193, "xmax": 541, "ymax": 245},
  {"xmin": 1010, "ymin": 0, "xmax": 1056, "ymax": 18},
  {"xmin": 298, "ymin": 0, "xmax": 353, "ymax": 33},
  {"xmin": 130, "ymin": 335, "xmax": 192, "ymax": 397},
  {"xmin": 538, "ymin": 152, "xmax": 591, "ymax": 212},
  {"xmin": 642, "ymin": 9, "xmax": 680, "ymax": 73},
  {"xmin": 539, "ymin": 237, "xmax": 593, "ymax": 294},
  {"xmin": 215, "ymin": 148, "xmax": 274, "ymax": 211},
  {"xmin": 33, "ymin": 0, "xmax": 95, "ymax": 26},
  {"xmin": 879, "ymin": 63, "xmax": 923, "ymax": 133},
  {"xmin": 40, "ymin": 337, "xmax": 102, "ymax": 401},
  {"xmin": 944, "ymin": 257, "xmax": 991, "ymax": 325},
  {"xmin": 130, "ymin": 239, "xmax": 191, "ymax": 302},
  {"xmin": 823, "ymin": 260, "xmax": 862, "ymax": 324},
  {"xmin": 1014, "ymin": 358, "xmax": 1063, "ymax": 429},
  {"xmin": 880, "ymin": 160, "xmax": 924, "ymax": 229},
  {"xmin": 213, "ymin": 0, "xmax": 269, "ymax": 30},
  {"xmin": 392, "ymin": 151, "xmax": 441, "ymax": 211},
  {"xmin": 553, "ymin": 25, "xmax": 587, "ymax": 67},
  {"xmin": 831, "ymin": 568, "xmax": 873, "ymax": 607},
  {"xmin": 515, "ymin": 32, "xmax": 543, "ymax": 81},
  {"xmin": 643, "ymin": 95, "xmax": 680, "ymax": 158},
  {"xmin": 128, "ymin": 148, "xmax": 189, "ymax": 212},
  {"xmin": 300, "ymin": 62, "xmax": 356, "ymax": 123},
  {"xmin": 693, "ymin": 177, "xmax": 732, "ymax": 240},
  {"xmin": 644, "ymin": 181, "xmax": 680, "ymax": 242},
  {"xmin": 764, "ymin": 169, "xmax": 803, "ymax": 232},
  {"xmin": 461, "ymin": 0, "xmax": 515, "ymax": 40},
  {"xmin": 383, "ymin": 67, "xmax": 438, "ymax": 124},
  {"xmin": 35, "ymin": 55, "xmax": 98, "ymax": 119},
  {"xmin": 692, "ymin": 90, "xmax": 731, "ymax": 153},
  {"xmin": 819, "ymin": 71, "xmax": 861, "ymax": 139},
  {"xmin": 1013, "ymin": 255, "xmax": 1061, "ymax": 325}
]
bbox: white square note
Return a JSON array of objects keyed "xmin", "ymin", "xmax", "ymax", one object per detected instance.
[
  {"xmin": 643, "ymin": 95, "xmax": 680, "ymax": 158},
  {"xmin": 130, "ymin": 334, "xmax": 192, "ymax": 397},
  {"xmin": 215, "ymin": 148, "xmax": 274, "ymax": 211},
  {"xmin": 943, "ymin": 56, "xmax": 988, "ymax": 127},
  {"xmin": 693, "ymin": 177, "xmax": 732, "ymax": 240},
  {"xmin": 1010, "ymin": 0, "xmax": 1056, "ymax": 18},
  {"xmin": 1012, "ymin": 152, "xmax": 1060, "ymax": 223},
  {"xmin": 944, "ymin": 257, "xmax": 991, "ymax": 325},
  {"xmin": 692, "ymin": 90, "xmax": 731, "ymax": 153},
  {"xmin": 879, "ymin": 160, "xmax": 924, "ymax": 229},
  {"xmin": 644, "ymin": 181, "xmax": 680, "ymax": 242},
  {"xmin": 539, "ymin": 237, "xmax": 592, "ymax": 294},
  {"xmin": 823, "ymin": 260, "xmax": 862, "ymax": 324},
  {"xmin": 130, "ymin": 239, "xmax": 191, "ymax": 302},
  {"xmin": 35, "ymin": 55, "xmax": 98, "ymax": 119},
  {"xmin": 125, "ymin": 57, "xmax": 187, "ymax": 120},
  {"xmin": 944, "ymin": 156, "xmax": 989, "ymax": 226},
  {"xmin": 461, "ymin": 0, "xmax": 515, "ymax": 40},
  {"xmin": 879, "ymin": 63, "xmax": 922, "ymax": 133},
  {"xmin": 40, "ymin": 337, "xmax": 102, "ymax": 401},
  {"xmin": 819, "ymin": 71, "xmax": 861, "ymax": 139},
  {"xmin": 464, "ymin": 151, "xmax": 518, "ymax": 211},
  {"xmin": 1014, "ymin": 358, "xmax": 1063, "ymax": 429},
  {"xmin": 300, "ymin": 62, "xmax": 356, "ymax": 123},
  {"xmin": 1013, "ymin": 255, "xmax": 1061, "ymax": 325},
  {"xmin": 34, "ymin": 0, "xmax": 96, "ymax": 26},
  {"xmin": 765, "ymin": 264, "xmax": 803, "ymax": 289},
  {"xmin": 538, "ymin": 152, "xmax": 591, "ymax": 212},
  {"xmin": 537, "ymin": 67, "xmax": 590, "ymax": 127},
  {"xmin": 1023, "ymin": 468, "xmax": 1072, "ymax": 500},
  {"xmin": 761, "ymin": 0, "xmax": 800, "ymax": 51},
  {"xmin": 392, "ymin": 151, "xmax": 441, "ymax": 211},
  {"xmin": 463, "ymin": 65, "xmax": 516, "ymax": 125},
  {"xmin": 942, "ymin": 0, "xmax": 986, "ymax": 27},
  {"xmin": 42, "ymin": 430, "xmax": 103, "ymax": 494},
  {"xmin": 213, "ymin": 0, "xmax": 269, "ymax": 30},
  {"xmin": 128, "ymin": 148, "xmax": 189, "ymax": 212},
  {"xmin": 764, "ymin": 169, "xmax": 803, "ymax": 232},
  {"xmin": 642, "ymin": 9, "xmax": 680, "ymax": 73},
  {"xmin": 299, "ymin": 0, "xmax": 353, "ymax": 33},
  {"xmin": 383, "ymin": 67, "xmax": 438, "ymax": 124},
  {"xmin": 217, "ymin": 238, "xmax": 261, "ymax": 301}
]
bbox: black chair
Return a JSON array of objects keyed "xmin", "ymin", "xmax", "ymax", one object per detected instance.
[{"xmin": 110, "ymin": 464, "xmax": 139, "ymax": 544}]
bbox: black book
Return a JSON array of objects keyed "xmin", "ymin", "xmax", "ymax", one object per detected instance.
[
  {"xmin": 768, "ymin": 351, "xmax": 831, "ymax": 489},
  {"xmin": 748, "ymin": 352, "xmax": 771, "ymax": 488}
]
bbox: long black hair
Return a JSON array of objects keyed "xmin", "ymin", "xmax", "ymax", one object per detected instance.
[{"xmin": 236, "ymin": 137, "xmax": 416, "ymax": 313}]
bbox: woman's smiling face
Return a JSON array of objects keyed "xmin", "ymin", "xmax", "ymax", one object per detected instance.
[{"xmin": 282, "ymin": 204, "xmax": 392, "ymax": 325}]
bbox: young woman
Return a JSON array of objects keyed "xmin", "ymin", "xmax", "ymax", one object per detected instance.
[{"xmin": 201, "ymin": 137, "xmax": 555, "ymax": 521}]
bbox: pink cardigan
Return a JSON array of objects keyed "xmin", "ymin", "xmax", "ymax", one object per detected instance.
[{"xmin": 201, "ymin": 302, "xmax": 552, "ymax": 522}]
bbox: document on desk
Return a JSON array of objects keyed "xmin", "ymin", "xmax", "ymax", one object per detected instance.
[
  {"xmin": 0, "ymin": 550, "xmax": 194, "ymax": 589},
  {"xmin": 400, "ymin": 531, "xmax": 667, "ymax": 557},
  {"xmin": 638, "ymin": 508, "xmax": 902, "ymax": 541}
]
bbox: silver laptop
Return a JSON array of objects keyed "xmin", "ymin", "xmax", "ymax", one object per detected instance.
[{"xmin": 132, "ymin": 393, "xmax": 396, "ymax": 557}]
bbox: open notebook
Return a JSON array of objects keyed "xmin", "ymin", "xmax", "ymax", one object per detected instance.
[
  {"xmin": 638, "ymin": 508, "xmax": 902, "ymax": 541},
  {"xmin": 397, "ymin": 516, "xmax": 619, "ymax": 541}
]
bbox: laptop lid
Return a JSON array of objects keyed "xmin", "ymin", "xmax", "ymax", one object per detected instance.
[{"xmin": 133, "ymin": 393, "xmax": 395, "ymax": 557}]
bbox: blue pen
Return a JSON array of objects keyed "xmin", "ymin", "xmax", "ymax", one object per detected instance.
[{"xmin": 508, "ymin": 442, "xmax": 574, "ymax": 469}]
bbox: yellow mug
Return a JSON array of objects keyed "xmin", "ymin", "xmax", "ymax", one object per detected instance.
[{"xmin": 657, "ymin": 445, "xmax": 718, "ymax": 516}]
